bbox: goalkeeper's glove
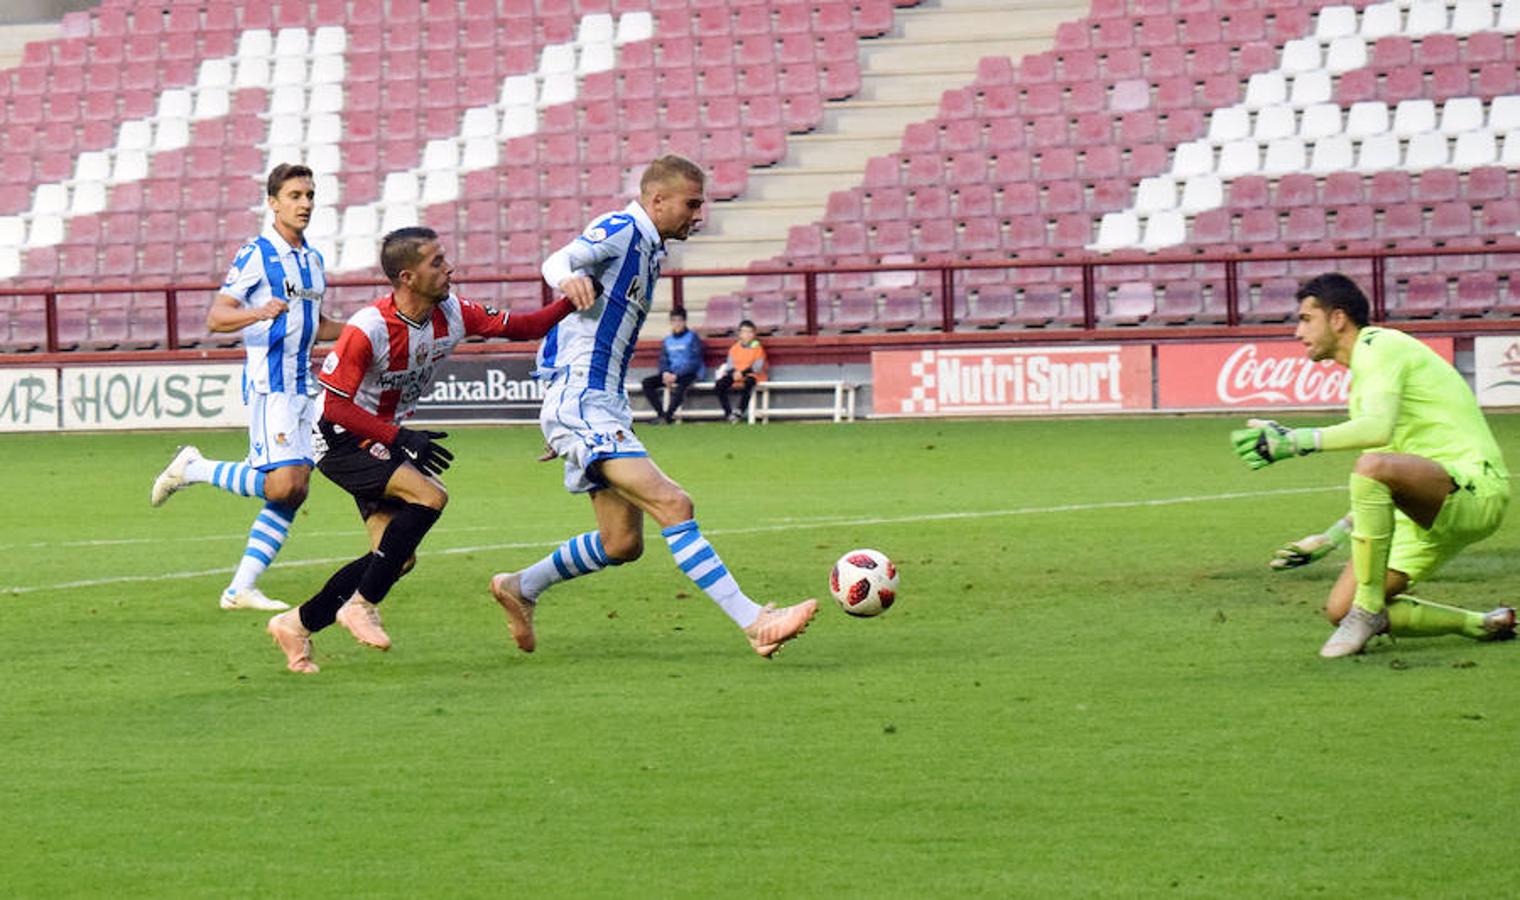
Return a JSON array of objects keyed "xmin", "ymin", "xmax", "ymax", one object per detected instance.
[
  {"xmin": 1230, "ymin": 418, "xmax": 1320, "ymax": 470},
  {"xmin": 1270, "ymin": 516, "xmax": 1352, "ymax": 570},
  {"xmin": 393, "ymin": 428, "xmax": 453, "ymax": 476}
]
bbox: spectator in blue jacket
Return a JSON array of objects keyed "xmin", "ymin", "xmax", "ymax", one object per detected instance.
[{"xmin": 641, "ymin": 309, "xmax": 705, "ymax": 423}]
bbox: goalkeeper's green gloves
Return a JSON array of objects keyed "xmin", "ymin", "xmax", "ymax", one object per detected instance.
[
  {"xmin": 1230, "ymin": 418, "xmax": 1320, "ymax": 470},
  {"xmin": 1270, "ymin": 516, "xmax": 1352, "ymax": 570}
]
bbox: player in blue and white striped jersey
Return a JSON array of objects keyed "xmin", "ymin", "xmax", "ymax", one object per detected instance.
[
  {"xmin": 489, "ymin": 155, "xmax": 819, "ymax": 659},
  {"xmin": 150, "ymin": 164, "xmax": 346, "ymax": 611}
]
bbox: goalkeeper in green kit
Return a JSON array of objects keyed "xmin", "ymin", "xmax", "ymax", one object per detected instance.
[{"xmin": 1230, "ymin": 273, "xmax": 1515, "ymax": 658}]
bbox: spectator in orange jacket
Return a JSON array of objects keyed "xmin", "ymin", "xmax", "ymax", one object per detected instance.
[{"xmin": 714, "ymin": 319, "xmax": 767, "ymax": 423}]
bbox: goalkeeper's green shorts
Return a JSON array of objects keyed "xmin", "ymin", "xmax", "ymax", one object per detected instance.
[{"xmin": 1391, "ymin": 461, "xmax": 1509, "ymax": 585}]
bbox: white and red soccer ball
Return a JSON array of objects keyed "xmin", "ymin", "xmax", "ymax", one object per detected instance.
[{"xmin": 829, "ymin": 549, "xmax": 898, "ymax": 617}]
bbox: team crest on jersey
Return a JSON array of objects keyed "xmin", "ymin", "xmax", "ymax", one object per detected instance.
[
  {"xmin": 369, "ymin": 443, "xmax": 392, "ymax": 461},
  {"xmin": 586, "ymin": 227, "xmax": 608, "ymax": 242},
  {"xmin": 274, "ymin": 432, "xmax": 289, "ymax": 446},
  {"xmin": 415, "ymin": 345, "xmax": 429, "ymax": 366},
  {"xmin": 321, "ymin": 353, "xmax": 338, "ymax": 374},
  {"xmin": 483, "ymin": 305, "xmax": 501, "ymax": 317}
]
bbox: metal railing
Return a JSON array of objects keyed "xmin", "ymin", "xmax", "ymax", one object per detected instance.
[{"xmin": 2, "ymin": 243, "xmax": 1516, "ymax": 355}]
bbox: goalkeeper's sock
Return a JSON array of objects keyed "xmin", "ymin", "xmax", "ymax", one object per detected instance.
[
  {"xmin": 186, "ymin": 457, "xmax": 266, "ymax": 499},
  {"xmin": 228, "ymin": 502, "xmax": 295, "ymax": 591},
  {"xmin": 1349, "ymin": 473, "xmax": 1394, "ymax": 615},
  {"xmin": 662, "ymin": 519, "xmax": 762, "ymax": 628},
  {"xmin": 298, "ymin": 554, "xmax": 373, "ymax": 633},
  {"xmin": 518, "ymin": 531, "xmax": 620, "ymax": 601},
  {"xmin": 1386, "ymin": 595, "xmax": 1490, "ymax": 639}
]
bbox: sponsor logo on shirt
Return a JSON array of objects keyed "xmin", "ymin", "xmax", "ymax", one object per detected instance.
[{"xmin": 369, "ymin": 443, "xmax": 392, "ymax": 461}]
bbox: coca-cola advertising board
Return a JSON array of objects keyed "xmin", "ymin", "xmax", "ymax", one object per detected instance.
[
  {"xmin": 1157, "ymin": 338, "xmax": 1455, "ymax": 411},
  {"xmin": 1473, "ymin": 335, "xmax": 1520, "ymax": 407},
  {"xmin": 872, "ymin": 345, "xmax": 1152, "ymax": 416}
]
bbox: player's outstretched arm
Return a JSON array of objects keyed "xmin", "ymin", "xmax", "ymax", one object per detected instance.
[
  {"xmin": 1270, "ymin": 514, "xmax": 1352, "ymax": 570},
  {"xmin": 1229, "ymin": 418, "xmax": 1321, "ymax": 469}
]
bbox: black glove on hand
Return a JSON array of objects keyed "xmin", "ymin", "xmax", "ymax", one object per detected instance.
[{"xmin": 393, "ymin": 428, "xmax": 453, "ymax": 476}]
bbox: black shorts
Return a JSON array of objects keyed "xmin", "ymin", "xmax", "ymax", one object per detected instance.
[{"xmin": 316, "ymin": 420, "xmax": 406, "ymax": 511}]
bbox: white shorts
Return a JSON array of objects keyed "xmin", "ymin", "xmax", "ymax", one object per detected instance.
[
  {"xmin": 246, "ymin": 391, "xmax": 317, "ymax": 470},
  {"xmin": 539, "ymin": 381, "xmax": 648, "ymax": 494}
]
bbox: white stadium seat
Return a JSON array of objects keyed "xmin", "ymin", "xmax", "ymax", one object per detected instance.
[
  {"xmin": 1404, "ymin": 132, "xmax": 1450, "ymax": 169},
  {"xmin": 1501, "ymin": 130, "xmax": 1520, "ymax": 165},
  {"xmin": 197, "ymin": 59, "xmax": 233, "ymax": 89},
  {"xmin": 234, "ymin": 57, "xmax": 270, "ymax": 89},
  {"xmin": 309, "ymin": 84, "xmax": 344, "ymax": 114},
  {"xmin": 1345, "ymin": 101, "xmax": 1389, "ymax": 138},
  {"xmin": 339, "ymin": 236, "xmax": 378, "ymax": 272},
  {"xmin": 1217, "ymin": 140, "xmax": 1261, "ymax": 178},
  {"xmin": 615, "ymin": 11, "xmax": 653, "ymax": 44},
  {"xmin": 538, "ymin": 43, "xmax": 576, "ymax": 75},
  {"xmin": 341, "ymin": 204, "xmax": 378, "ymax": 238},
  {"xmin": 111, "ymin": 149, "xmax": 148, "ymax": 182},
  {"xmin": 117, "ymin": 120, "xmax": 152, "ymax": 151},
  {"xmin": 1279, "ymin": 38, "xmax": 1320, "ymax": 75},
  {"xmin": 461, "ymin": 138, "xmax": 499, "ymax": 170},
  {"xmin": 309, "ymin": 55, "xmax": 345, "ymax": 84},
  {"xmin": 312, "ymin": 25, "xmax": 346, "ymax": 55},
  {"xmin": 500, "ymin": 106, "xmax": 536, "ymax": 139},
  {"xmin": 27, "ymin": 213, "xmax": 65, "ymax": 246},
  {"xmin": 1134, "ymin": 176, "xmax": 1176, "ymax": 213},
  {"xmin": 1244, "ymin": 72, "xmax": 1287, "ymax": 109},
  {"xmin": 1404, "ymin": 0, "xmax": 1448, "ymax": 35},
  {"xmin": 1171, "ymin": 141, "xmax": 1214, "ymax": 178},
  {"xmin": 1453, "ymin": 131, "xmax": 1498, "ymax": 167},
  {"xmin": 1290, "ymin": 71, "xmax": 1333, "ymax": 107},
  {"xmin": 1502, "ymin": 0, "xmax": 1520, "ymax": 30},
  {"xmin": 273, "ymin": 57, "xmax": 309, "ymax": 87},
  {"xmin": 578, "ymin": 13, "xmax": 615, "ymax": 44},
  {"xmin": 1207, "ymin": 107, "xmax": 1250, "ymax": 144},
  {"xmin": 422, "ymin": 139, "xmax": 460, "ymax": 171},
  {"xmin": 538, "ymin": 72, "xmax": 577, "ymax": 107},
  {"xmin": 1356, "ymin": 133, "xmax": 1400, "ymax": 171},
  {"xmin": 153, "ymin": 118, "xmax": 189, "ymax": 152},
  {"xmin": 270, "ymin": 85, "xmax": 307, "ymax": 116},
  {"xmin": 1261, "ymin": 138, "xmax": 1306, "ymax": 176},
  {"xmin": 1254, "ymin": 106, "xmax": 1297, "ymax": 142},
  {"xmin": 1314, "ymin": 4, "xmax": 1358, "ymax": 39},
  {"xmin": 380, "ymin": 203, "xmax": 418, "ymax": 233},
  {"xmin": 1090, "ymin": 211, "xmax": 1139, "ymax": 251},
  {"xmin": 1324, "ymin": 36, "xmax": 1366, "ymax": 74},
  {"xmin": 500, "ymin": 74, "xmax": 536, "ymax": 107},
  {"xmin": 1308, "ymin": 135, "xmax": 1355, "ymax": 173},
  {"xmin": 1451, "ymin": 0, "xmax": 1493, "ymax": 33},
  {"xmin": 237, "ymin": 29, "xmax": 273, "ymax": 59},
  {"xmin": 1178, "ymin": 175, "xmax": 1222, "ymax": 213},
  {"xmin": 0, "ymin": 216, "xmax": 24, "ymax": 246},
  {"xmin": 1141, "ymin": 210, "xmax": 1185, "ymax": 250},
  {"xmin": 1358, "ymin": 2, "xmax": 1402, "ymax": 39},
  {"xmin": 73, "ymin": 151, "xmax": 110, "ymax": 183},
  {"xmin": 1300, "ymin": 104, "xmax": 1343, "ymax": 140},
  {"xmin": 382, "ymin": 172, "xmax": 419, "ymax": 205},
  {"xmin": 1439, "ymin": 98, "xmax": 1485, "ymax": 135},
  {"xmin": 194, "ymin": 88, "xmax": 230, "ymax": 119},
  {"xmin": 69, "ymin": 181, "xmax": 106, "ymax": 216},
  {"xmin": 307, "ymin": 207, "xmax": 338, "ymax": 239},
  {"xmin": 306, "ymin": 113, "xmax": 342, "ymax": 146},
  {"xmin": 461, "ymin": 108, "xmax": 497, "ymax": 139},
  {"xmin": 274, "ymin": 27, "xmax": 309, "ymax": 57},
  {"xmin": 578, "ymin": 42, "xmax": 615, "ymax": 75},
  {"xmin": 421, "ymin": 170, "xmax": 459, "ymax": 205},
  {"xmin": 306, "ymin": 143, "xmax": 341, "ymax": 176},
  {"xmin": 1392, "ymin": 99, "xmax": 1436, "ymax": 138}
]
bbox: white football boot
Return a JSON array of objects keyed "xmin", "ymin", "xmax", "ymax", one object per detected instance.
[
  {"xmin": 1319, "ymin": 605, "xmax": 1389, "ymax": 658},
  {"xmin": 150, "ymin": 445, "xmax": 203, "ymax": 507},
  {"xmin": 220, "ymin": 586, "xmax": 291, "ymax": 612}
]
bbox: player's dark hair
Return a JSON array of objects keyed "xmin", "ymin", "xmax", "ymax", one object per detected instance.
[
  {"xmin": 381, "ymin": 226, "xmax": 440, "ymax": 284},
  {"xmin": 1296, "ymin": 273, "xmax": 1370, "ymax": 327},
  {"xmin": 640, "ymin": 154, "xmax": 706, "ymax": 193},
  {"xmin": 738, "ymin": 319, "xmax": 756, "ymax": 331},
  {"xmin": 266, "ymin": 163, "xmax": 314, "ymax": 198},
  {"xmin": 669, "ymin": 308, "xmax": 686, "ymax": 320}
]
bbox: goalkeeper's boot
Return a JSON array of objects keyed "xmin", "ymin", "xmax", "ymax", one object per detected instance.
[
  {"xmin": 1319, "ymin": 605, "xmax": 1390, "ymax": 658},
  {"xmin": 1479, "ymin": 606, "xmax": 1517, "ymax": 641},
  {"xmin": 267, "ymin": 610, "xmax": 319, "ymax": 674},
  {"xmin": 335, "ymin": 596, "xmax": 391, "ymax": 651},
  {"xmin": 489, "ymin": 572, "xmax": 536, "ymax": 653},
  {"xmin": 150, "ymin": 445, "xmax": 202, "ymax": 507},
  {"xmin": 743, "ymin": 599, "xmax": 819, "ymax": 658},
  {"xmin": 220, "ymin": 586, "xmax": 290, "ymax": 612}
]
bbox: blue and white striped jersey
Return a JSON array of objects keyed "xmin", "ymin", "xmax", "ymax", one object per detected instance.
[
  {"xmin": 219, "ymin": 226, "xmax": 328, "ymax": 397},
  {"xmin": 537, "ymin": 201, "xmax": 666, "ymax": 393}
]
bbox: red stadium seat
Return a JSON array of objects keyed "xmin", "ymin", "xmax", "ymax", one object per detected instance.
[{"xmin": 1393, "ymin": 274, "xmax": 1449, "ymax": 318}]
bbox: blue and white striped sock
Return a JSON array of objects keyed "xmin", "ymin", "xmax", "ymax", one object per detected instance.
[
  {"xmin": 662, "ymin": 519, "xmax": 761, "ymax": 627},
  {"xmin": 184, "ymin": 458, "xmax": 266, "ymax": 499},
  {"xmin": 228, "ymin": 502, "xmax": 295, "ymax": 591},
  {"xmin": 519, "ymin": 531, "xmax": 619, "ymax": 601}
]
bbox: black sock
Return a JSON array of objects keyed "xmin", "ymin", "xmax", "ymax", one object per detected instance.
[
  {"xmin": 298, "ymin": 553, "xmax": 373, "ymax": 633},
  {"xmin": 356, "ymin": 503, "xmax": 442, "ymax": 606}
]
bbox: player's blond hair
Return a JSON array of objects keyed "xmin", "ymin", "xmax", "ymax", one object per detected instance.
[{"xmin": 640, "ymin": 155, "xmax": 706, "ymax": 195}]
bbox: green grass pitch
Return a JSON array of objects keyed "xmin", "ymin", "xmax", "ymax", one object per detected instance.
[{"xmin": 3, "ymin": 415, "xmax": 1518, "ymax": 897}]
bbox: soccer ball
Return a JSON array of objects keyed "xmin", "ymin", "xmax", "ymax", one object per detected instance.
[{"xmin": 829, "ymin": 549, "xmax": 898, "ymax": 617}]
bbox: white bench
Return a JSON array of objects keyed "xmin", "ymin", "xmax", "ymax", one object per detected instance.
[
  {"xmin": 627, "ymin": 379, "xmax": 857, "ymax": 423},
  {"xmin": 750, "ymin": 379, "xmax": 858, "ymax": 423}
]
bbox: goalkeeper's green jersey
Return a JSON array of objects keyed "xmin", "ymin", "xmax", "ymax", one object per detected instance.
[{"xmin": 1345, "ymin": 326, "xmax": 1507, "ymax": 477}]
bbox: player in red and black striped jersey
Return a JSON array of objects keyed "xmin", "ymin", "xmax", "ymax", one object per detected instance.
[{"xmin": 265, "ymin": 226, "xmax": 588, "ymax": 674}]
